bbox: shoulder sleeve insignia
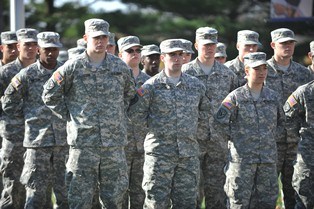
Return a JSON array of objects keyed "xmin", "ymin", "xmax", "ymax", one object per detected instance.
[
  {"xmin": 53, "ymin": 71, "xmax": 63, "ymax": 85},
  {"xmin": 11, "ymin": 76, "xmax": 21, "ymax": 90},
  {"xmin": 137, "ymin": 87, "xmax": 147, "ymax": 97},
  {"xmin": 287, "ymin": 94, "xmax": 297, "ymax": 107},
  {"xmin": 222, "ymin": 98, "xmax": 234, "ymax": 110}
]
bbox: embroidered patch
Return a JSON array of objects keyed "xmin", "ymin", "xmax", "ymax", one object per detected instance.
[
  {"xmin": 137, "ymin": 87, "xmax": 147, "ymax": 97},
  {"xmin": 222, "ymin": 98, "xmax": 234, "ymax": 110},
  {"xmin": 11, "ymin": 76, "xmax": 21, "ymax": 90},
  {"xmin": 287, "ymin": 95, "xmax": 297, "ymax": 107},
  {"xmin": 216, "ymin": 108, "xmax": 228, "ymax": 120},
  {"xmin": 53, "ymin": 71, "xmax": 63, "ymax": 85},
  {"xmin": 45, "ymin": 79, "xmax": 55, "ymax": 90}
]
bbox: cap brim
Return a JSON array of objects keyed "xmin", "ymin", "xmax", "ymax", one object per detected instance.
[
  {"xmin": 275, "ymin": 37, "xmax": 297, "ymax": 43},
  {"xmin": 141, "ymin": 51, "xmax": 160, "ymax": 57},
  {"xmin": 161, "ymin": 48, "xmax": 184, "ymax": 53},
  {"xmin": 20, "ymin": 38, "xmax": 37, "ymax": 43},
  {"xmin": 215, "ymin": 52, "xmax": 227, "ymax": 57},
  {"xmin": 248, "ymin": 60, "xmax": 267, "ymax": 68},
  {"xmin": 239, "ymin": 41, "xmax": 261, "ymax": 45},
  {"xmin": 2, "ymin": 40, "xmax": 18, "ymax": 45},
  {"xmin": 183, "ymin": 50, "xmax": 194, "ymax": 54},
  {"xmin": 122, "ymin": 44, "xmax": 143, "ymax": 51},
  {"xmin": 198, "ymin": 40, "xmax": 218, "ymax": 45},
  {"xmin": 39, "ymin": 43, "xmax": 63, "ymax": 48},
  {"xmin": 88, "ymin": 31, "xmax": 109, "ymax": 38}
]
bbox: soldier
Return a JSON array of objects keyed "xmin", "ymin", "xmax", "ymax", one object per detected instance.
[
  {"xmin": 141, "ymin": 44, "xmax": 161, "ymax": 77},
  {"xmin": 77, "ymin": 38, "xmax": 87, "ymax": 49},
  {"xmin": 215, "ymin": 52, "xmax": 286, "ymax": 209},
  {"xmin": 129, "ymin": 39, "xmax": 211, "ymax": 209},
  {"xmin": 106, "ymin": 32, "xmax": 117, "ymax": 55},
  {"xmin": 179, "ymin": 39, "xmax": 194, "ymax": 64},
  {"xmin": 284, "ymin": 81, "xmax": 314, "ymax": 209},
  {"xmin": 67, "ymin": 47, "xmax": 85, "ymax": 59},
  {"xmin": 117, "ymin": 35, "xmax": 149, "ymax": 209},
  {"xmin": 215, "ymin": 42, "xmax": 227, "ymax": 64},
  {"xmin": 1, "ymin": 31, "xmax": 68, "ymax": 208},
  {"xmin": 306, "ymin": 41, "xmax": 314, "ymax": 79},
  {"xmin": 265, "ymin": 28, "xmax": 313, "ymax": 209},
  {"xmin": 0, "ymin": 31, "xmax": 19, "ymax": 66},
  {"xmin": 182, "ymin": 27, "xmax": 238, "ymax": 209},
  {"xmin": 0, "ymin": 28, "xmax": 38, "ymax": 209},
  {"xmin": 225, "ymin": 30, "xmax": 261, "ymax": 86},
  {"xmin": 42, "ymin": 18, "xmax": 135, "ymax": 209}
]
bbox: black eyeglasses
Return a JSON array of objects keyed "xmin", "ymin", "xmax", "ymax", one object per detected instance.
[{"xmin": 125, "ymin": 48, "xmax": 142, "ymax": 54}]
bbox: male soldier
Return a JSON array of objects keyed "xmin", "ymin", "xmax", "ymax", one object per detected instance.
[
  {"xmin": 284, "ymin": 80, "xmax": 314, "ymax": 209},
  {"xmin": 42, "ymin": 18, "xmax": 135, "ymax": 209},
  {"xmin": 117, "ymin": 35, "xmax": 150, "ymax": 209},
  {"xmin": 106, "ymin": 32, "xmax": 117, "ymax": 55},
  {"xmin": 265, "ymin": 28, "xmax": 313, "ymax": 209},
  {"xmin": 214, "ymin": 52, "xmax": 285, "ymax": 209},
  {"xmin": 0, "ymin": 31, "xmax": 19, "ymax": 66},
  {"xmin": 306, "ymin": 41, "xmax": 314, "ymax": 79},
  {"xmin": 182, "ymin": 27, "xmax": 238, "ymax": 209},
  {"xmin": 2, "ymin": 31, "xmax": 68, "ymax": 208},
  {"xmin": 129, "ymin": 39, "xmax": 211, "ymax": 209},
  {"xmin": 77, "ymin": 37, "xmax": 87, "ymax": 49},
  {"xmin": 0, "ymin": 28, "xmax": 38, "ymax": 209},
  {"xmin": 180, "ymin": 39, "xmax": 194, "ymax": 64},
  {"xmin": 225, "ymin": 30, "xmax": 261, "ymax": 86},
  {"xmin": 141, "ymin": 44, "xmax": 161, "ymax": 77},
  {"xmin": 215, "ymin": 42, "xmax": 227, "ymax": 64},
  {"xmin": 67, "ymin": 47, "xmax": 85, "ymax": 59}
]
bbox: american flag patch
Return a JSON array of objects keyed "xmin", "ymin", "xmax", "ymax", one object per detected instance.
[
  {"xmin": 287, "ymin": 95, "xmax": 297, "ymax": 107},
  {"xmin": 53, "ymin": 71, "xmax": 63, "ymax": 85},
  {"xmin": 11, "ymin": 76, "xmax": 21, "ymax": 90},
  {"xmin": 222, "ymin": 98, "xmax": 234, "ymax": 110},
  {"xmin": 137, "ymin": 87, "xmax": 147, "ymax": 97}
]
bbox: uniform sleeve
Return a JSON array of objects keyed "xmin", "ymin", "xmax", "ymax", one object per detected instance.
[
  {"xmin": 275, "ymin": 96, "xmax": 287, "ymax": 143},
  {"xmin": 283, "ymin": 91, "xmax": 303, "ymax": 143},
  {"xmin": 124, "ymin": 68, "xmax": 136, "ymax": 112},
  {"xmin": 42, "ymin": 65, "xmax": 70, "ymax": 120},
  {"xmin": 1, "ymin": 73, "xmax": 25, "ymax": 117}
]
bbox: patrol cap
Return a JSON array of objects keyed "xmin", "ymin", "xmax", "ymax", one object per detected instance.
[
  {"xmin": 244, "ymin": 52, "xmax": 267, "ymax": 68},
  {"xmin": 237, "ymin": 30, "xmax": 261, "ymax": 45},
  {"xmin": 37, "ymin": 32, "xmax": 62, "ymax": 48},
  {"xmin": 1, "ymin": 31, "xmax": 18, "ymax": 45},
  {"xmin": 180, "ymin": 39, "xmax": 194, "ymax": 54},
  {"xmin": 68, "ymin": 47, "xmax": 85, "ymax": 59},
  {"xmin": 271, "ymin": 28, "xmax": 296, "ymax": 43},
  {"xmin": 215, "ymin": 42, "xmax": 227, "ymax": 58},
  {"xmin": 16, "ymin": 28, "xmax": 38, "ymax": 42},
  {"xmin": 84, "ymin": 18, "xmax": 109, "ymax": 38},
  {"xmin": 160, "ymin": 39, "xmax": 185, "ymax": 53},
  {"xmin": 310, "ymin": 41, "xmax": 314, "ymax": 53},
  {"xmin": 117, "ymin": 36, "xmax": 142, "ymax": 52},
  {"xmin": 195, "ymin": 27, "xmax": 218, "ymax": 44},
  {"xmin": 108, "ymin": 32, "xmax": 116, "ymax": 46},
  {"xmin": 141, "ymin": 44, "xmax": 160, "ymax": 57},
  {"xmin": 77, "ymin": 38, "xmax": 87, "ymax": 48},
  {"xmin": 57, "ymin": 50, "xmax": 68, "ymax": 63}
]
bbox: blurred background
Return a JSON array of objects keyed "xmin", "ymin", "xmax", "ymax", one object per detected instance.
[{"xmin": 1, "ymin": 0, "xmax": 313, "ymax": 65}]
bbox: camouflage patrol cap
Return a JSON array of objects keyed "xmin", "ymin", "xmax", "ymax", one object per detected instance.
[
  {"xmin": 244, "ymin": 52, "xmax": 267, "ymax": 68},
  {"xmin": 310, "ymin": 41, "xmax": 314, "ymax": 53},
  {"xmin": 237, "ymin": 30, "xmax": 261, "ymax": 45},
  {"xmin": 68, "ymin": 47, "xmax": 85, "ymax": 59},
  {"xmin": 215, "ymin": 42, "xmax": 227, "ymax": 58},
  {"xmin": 117, "ymin": 36, "xmax": 142, "ymax": 52},
  {"xmin": 108, "ymin": 32, "xmax": 116, "ymax": 46},
  {"xmin": 196, "ymin": 27, "xmax": 218, "ymax": 44},
  {"xmin": 77, "ymin": 38, "xmax": 87, "ymax": 48},
  {"xmin": 271, "ymin": 28, "xmax": 296, "ymax": 43},
  {"xmin": 37, "ymin": 32, "xmax": 62, "ymax": 48},
  {"xmin": 16, "ymin": 28, "xmax": 38, "ymax": 42},
  {"xmin": 84, "ymin": 18, "xmax": 109, "ymax": 38},
  {"xmin": 179, "ymin": 39, "xmax": 194, "ymax": 54},
  {"xmin": 1, "ymin": 31, "xmax": 18, "ymax": 45},
  {"xmin": 141, "ymin": 44, "xmax": 160, "ymax": 57},
  {"xmin": 160, "ymin": 39, "xmax": 185, "ymax": 53}
]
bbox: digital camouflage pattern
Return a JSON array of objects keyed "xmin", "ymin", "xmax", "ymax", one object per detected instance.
[
  {"xmin": 225, "ymin": 56, "xmax": 247, "ymax": 87},
  {"xmin": 182, "ymin": 59, "xmax": 238, "ymax": 209},
  {"xmin": 42, "ymin": 52, "xmax": 135, "ymax": 209},
  {"xmin": 266, "ymin": 56, "xmax": 312, "ymax": 209},
  {"xmin": 214, "ymin": 84, "xmax": 285, "ymax": 209},
  {"xmin": 284, "ymin": 81, "xmax": 314, "ymax": 209}
]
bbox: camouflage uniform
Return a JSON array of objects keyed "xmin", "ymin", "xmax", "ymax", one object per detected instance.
[
  {"xmin": 265, "ymin": 56, "xmax": 312, "ymax": 208},
  {"xmin": 215, "ymin": 84, "xmax": 286, "ymax": 209},
  {"xmin": 182, "ymin": 58, "xmax": 238, "ymax": 209},
  {"xmin": 42, "ymin": 50, "xmax": 135, "ymax": 209},
  {"xmin": 124, "ymin": 70, "xmax": 150, "ymax": 209},
  {"xmin": 283, "ymin": 81, "xmax": 314, "ymax": 209},
  {"xmin": 129, "ymin": 68, "xmax": 211, "ymax": 209},
  {"xmin": 0, "ymin": 58, "xmax": 27, "ymax": 209},
  {"xmin": 225, "ymin": 57, "xmax": 246, "ymax": 87}
]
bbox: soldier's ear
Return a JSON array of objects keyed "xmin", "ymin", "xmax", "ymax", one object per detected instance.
[{"xmin": 194, "ymin": 42, "xmax": 198, "ymax": 50}]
